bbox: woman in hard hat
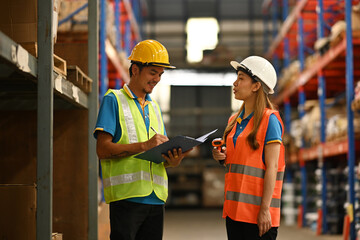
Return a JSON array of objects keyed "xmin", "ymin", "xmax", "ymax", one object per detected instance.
[
  {"xmin": 212, "ymin": 56, "xmax": 285, "ymax": 240},
  {"xmin": 95, "ymin": 39, "xmax": 189, "ymax": 240}
]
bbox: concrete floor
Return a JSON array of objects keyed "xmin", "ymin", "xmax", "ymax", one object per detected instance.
[
  {"xmin": 163, "ymin": 209, "xmax": 342, "ymax": 240},
  {"xmin": 98, "ymin": 204, "xmax": 342, "ymax": 240}
]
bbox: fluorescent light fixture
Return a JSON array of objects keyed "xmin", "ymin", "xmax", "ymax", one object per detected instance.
[{"xmin": 186, "ymin": 18, "xmax": 219, "ymax": 63}]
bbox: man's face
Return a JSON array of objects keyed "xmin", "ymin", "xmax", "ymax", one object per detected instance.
[{"xmin": 137, "ymin": 65, "xmax": 165, "ymax": 94}]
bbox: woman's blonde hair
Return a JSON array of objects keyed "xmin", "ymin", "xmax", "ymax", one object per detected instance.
[{"xmin": 222, "ymin": 85, "xmax": 276, "ymax": 150}]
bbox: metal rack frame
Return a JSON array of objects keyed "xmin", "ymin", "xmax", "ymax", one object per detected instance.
[
  {"xmin": 265, "ymin": 0, "xmax": 359, "ymax": 238},
  {"xmin": 36, "ymin": 1, "xmax": 99, "ymax": 239}
]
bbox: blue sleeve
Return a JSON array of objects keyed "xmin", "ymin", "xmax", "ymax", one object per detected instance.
[
  {"xmin": 93, "ymin": 93, "xmax": 121, "ymax": 142},
  {"xmin": 265, "ymin": 113, "xmax": 283, "ymax": 144}
]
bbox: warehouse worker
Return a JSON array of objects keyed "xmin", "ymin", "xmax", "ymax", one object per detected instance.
[
  {"xmin": 212, "ymin": 56, "xmax": 285, "ymax": 240},
  {"xmin": 94, "ymin": 39, "xmax": 190, "ymax": 240}
]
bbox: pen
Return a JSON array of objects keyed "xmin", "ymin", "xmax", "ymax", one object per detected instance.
[{"xmin": 150, "ymin": 126, "xmax": 158, "ymax": 134}]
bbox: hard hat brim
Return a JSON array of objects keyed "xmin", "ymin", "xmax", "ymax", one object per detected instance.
[
  {"xmin": 130, "ymin": 60, "xmax": 176, "ymax": 69},
  {"xmin": 230, "ymin": 61, "xmax": 241, "ymax": 71},
  {"xmin": 151, "ymin": 63, "xmax": 176, "ymax": 69}
]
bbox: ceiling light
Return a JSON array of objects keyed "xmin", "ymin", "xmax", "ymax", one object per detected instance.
[{"xmin": 186, "ymin": 18, "xmax": 219, "ymax": 63}]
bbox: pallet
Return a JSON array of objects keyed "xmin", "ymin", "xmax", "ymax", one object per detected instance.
[
  {"xmin": 54, "ymin": 54, "xmax": 67, "ymax": 76},
  {"xmin": 67, "ymin": 65, "xmax": 93, "ymax": 93}
]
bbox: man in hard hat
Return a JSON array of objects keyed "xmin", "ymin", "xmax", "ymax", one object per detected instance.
[{"xmin": 94, "ymin": 39, "xmax": 189, "ymax": 240}]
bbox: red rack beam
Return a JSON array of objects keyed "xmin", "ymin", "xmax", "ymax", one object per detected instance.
[
  {"xmin": 289, "ymin": 139, "xmax": 360, "ymax": 163},
  {"xmin": 273, "ymin": 37, "xmax": 346, "ymax": 105}
]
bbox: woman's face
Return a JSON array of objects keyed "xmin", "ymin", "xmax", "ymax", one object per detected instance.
[{"xmin": 232, "ymin": 71, "xmax": 259, "ymax": 101}]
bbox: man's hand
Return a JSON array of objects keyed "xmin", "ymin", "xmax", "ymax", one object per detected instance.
[
  {"xmin": 162, "ymin": 148, "xmax": 192, "ymax": 168},
  {"xmin": 143, "ymin": 134, "xmax": 169, "ymax": 151}
]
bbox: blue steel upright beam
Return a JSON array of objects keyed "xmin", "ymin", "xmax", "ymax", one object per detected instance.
[
  {"xmin": 263, "ymin": 12, "xmax": 270, "ymax": 53},
  {"xmin": 271, "ymin": 0, "xmax": 280, "ymax": 73},
  {"xmin": 115, "ymin": 0, "xmax": 122, "ymax": 52},
  {"xmin": 317, "ymin": 0, "xmax": 328, "ymax": 234},
  {"xmin": 100, "ymin": 0, "xmax": 108, "ymax": 101},
  {"xmin": 297, "ymin": 2, "xmax": 306, "ymax": 227},
  {"xmin": 124, "ymin": 19, "xmax": 132, "ymax": 57},
  {"xmin": 282, "ymin": 0, "xmax": 290, "ymax": 68},
  {"xmin": 345, "ymin": 0, "xmax": 356, "ymax": 239},
  {"xmin": 132, "ymin": 0, "xmax": 143, "ymax": 40},
  {"xmin": 115, "ymin": 0, "xmax": 122, "ymax": 89},
  {"xmin": 298, "ymin": 87, "xmax": 307, "ymax": 227},
  {"xmin": 284, "ymin": 98, "xmax": 293, "ymax": 182},
  {"xmin": 297, "ymin": 11, "xmax": 305, "ymax": 71}
]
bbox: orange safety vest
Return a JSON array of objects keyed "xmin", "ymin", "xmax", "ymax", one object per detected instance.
[{"xmin": 223, "ymin": 108, "xmax": 285, "ymax": 227}]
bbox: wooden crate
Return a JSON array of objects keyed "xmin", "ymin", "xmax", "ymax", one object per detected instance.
[
  {"xmin": 54, "ymin": 54, "xmax": 67, "ymax": 76},
  {"xmin": 67, "ymin": 65, "xmax": 92, "ymax": 93}
]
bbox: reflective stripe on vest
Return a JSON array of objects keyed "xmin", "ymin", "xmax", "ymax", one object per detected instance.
[
  {"xmin": 150, "ymin": 101, "xmax": 162, "ymax": 133},
  {"xmin": 103, "ymin": 171, "xmax": 151, "ymax": 188},
  {"xmin": 116, "ymin": 91, "xmax": 162, "ymax": 143},
  {"xmin": 117, "ymin": 91, "xmax": 138, "ymax": 144},
  {"xmin": 153, "ymin": 174, "xmax": 168, "ymax": 187},
  {"xmin": 226, "ymin": 191, "xmax": 281, "ymax": 208},
  {"xmin": 103, "ymin": 171, "xmax": 168, "ymax": 189},
  {"xmin": 226, "ymin": 164, "xmax": 285, "ymax": 181}
]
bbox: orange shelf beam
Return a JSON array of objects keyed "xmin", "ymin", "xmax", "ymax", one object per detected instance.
[
  {"xmin": 123, "ymin": 0, "xmax": 141, "ymax": 42},
  {"xmin": 273, "ymin": 37, "xmax": 346, "ymax": 105},
  {"xmin": 105, "ymin": 39, "xmax": 130, "ymax": 84},
  {"xmin": 289, "ymin": 139, "xmax": 360, "ymax": 163},
  {"xmin": 265, "ymin": 0, "xmax": 308, "ymax": 59}
]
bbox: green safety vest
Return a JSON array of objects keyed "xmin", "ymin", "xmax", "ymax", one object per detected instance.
[{"xmin": 100, "ymin": 89, "xmax": 168, "ymax": 204}]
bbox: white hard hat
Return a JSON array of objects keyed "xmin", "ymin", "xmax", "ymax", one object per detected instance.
[{"xmin": 230, "ymin": 56, "xmax": 277, "ymax": 94}]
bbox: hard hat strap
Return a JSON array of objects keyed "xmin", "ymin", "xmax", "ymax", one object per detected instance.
[
  {"xmin": 237, "ymin": 65, "xmax": 270, "ymax": 95},
  {"xmin": 237, "ymin": 64, "xmax": 261, "ymax": 83}
]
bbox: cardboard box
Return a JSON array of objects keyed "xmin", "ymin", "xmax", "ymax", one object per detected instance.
[
  {"xmin": 352, "ymin": 8, "xmax": 360, "ymax": 31},
  {"xmin": 0, "ymin": 0, "xmax": 60, "ymax": 54},
  {"xmin": 0, "ymin": 0, "xmax": 37, "ymax": 43},
  {"xmin": 0, "ymin": 184, "xmax": 36, "ymax": 240}
]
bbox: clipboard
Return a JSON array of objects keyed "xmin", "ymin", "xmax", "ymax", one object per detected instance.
[{"xmin": 134, "ymin": 129, "xmax": 218, "ymax": 163}]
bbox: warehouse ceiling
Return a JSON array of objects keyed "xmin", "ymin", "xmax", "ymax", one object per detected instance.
[{"xmin": 142, "ymin": 0, "xmax": 270, "ymax": 71}]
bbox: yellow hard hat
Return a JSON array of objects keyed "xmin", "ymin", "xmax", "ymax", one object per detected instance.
[{"xmin": 128, "ymin": 39, "xmax": 176, "ymax": 69}]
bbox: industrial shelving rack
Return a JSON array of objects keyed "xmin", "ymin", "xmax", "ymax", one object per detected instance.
[
  {"xmin": 99, "ymin": 0, "xmax": 144, "ymax": 100},
  {"xmin": 0, "ymin": 1, "xmax": 98, "ymax": 239},
  {"xmin": 264, "ymin": 0, "xmax": 360, "ymax": 239}
]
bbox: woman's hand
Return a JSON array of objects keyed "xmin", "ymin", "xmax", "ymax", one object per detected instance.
[
  {"xmin": 212, "ymin": 146, "xmax": 227, "ymax": 165},
  {"xmin": 257, "ymin": 207, "xmax": 272, "ymax": 237}
]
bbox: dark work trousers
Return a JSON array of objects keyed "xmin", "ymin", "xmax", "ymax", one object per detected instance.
[
  {"xmin": 226, "ymin": 217, "xmax": 278, "ymax": 240},
  {"xmin": 109, "ymin": 200, "xmax": 164, "ymax": 240}
]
